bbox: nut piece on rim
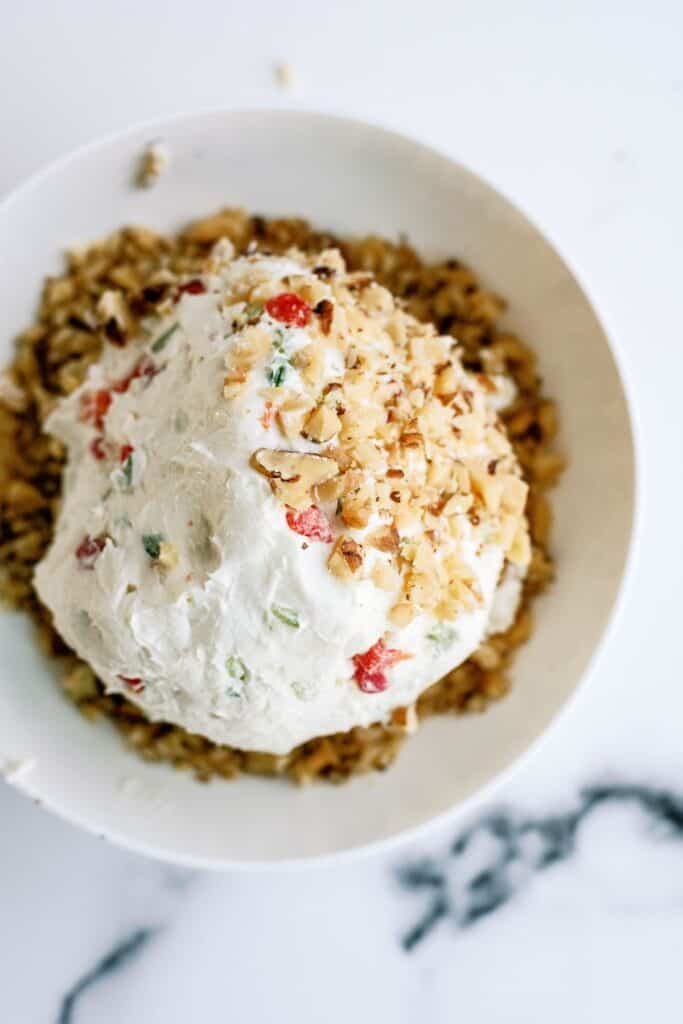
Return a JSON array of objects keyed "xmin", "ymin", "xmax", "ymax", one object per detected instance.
[{"xmin": 252, "ymin": 448, "xmax": 338, "ymax": 509}]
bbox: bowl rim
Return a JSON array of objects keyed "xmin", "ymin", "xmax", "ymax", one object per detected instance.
[{"xmin": 0, "ymin": 107, "xmax": 643, "ymax": 871}]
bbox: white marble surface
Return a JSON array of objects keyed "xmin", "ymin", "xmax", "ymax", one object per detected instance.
[{"xmin": 2, "ymin": 1, "xmax": 683, "ymax": 1020}]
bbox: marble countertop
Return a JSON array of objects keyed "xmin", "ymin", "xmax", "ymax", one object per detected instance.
[{"xmin": 2, "ymin": 2, "xmax": 683, "ymax": 1020}]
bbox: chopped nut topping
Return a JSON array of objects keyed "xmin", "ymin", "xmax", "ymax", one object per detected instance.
[
  {"xmin": 213, "ymin": 243, "xmax": 534, "ymax": 617},
  {"xmin": 223, "ymin": 369, "xmax": 248, "ymax": 398},
  {"xmin": 371, "ymin": 560, "xmax": 400, "ymax": 591},
  {"xmin": 252, "ymin": 449, "xmax": 338, "ymax": 509},
  {"xmin": 276, "ymin": 395, "xmax": 315, "ymax": 439},
  {"xmin": 314, "ymin": 299, "xmax": 334, "ymax": 335},
  {"xmin": 303, "ymin": 404, "xmax": 341, "ymax": 443},
  {"xmin": 366, "ymin": 524, "xmax": 399, "ymax": 553},
  {"xmin": 328, "ymin": 536, "xmax": 364, "ymax": 581}
]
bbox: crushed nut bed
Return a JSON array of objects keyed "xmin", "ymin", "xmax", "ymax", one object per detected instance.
[{"xmin": 0, "ymin": 210, "xmax": 564, "ymax": 783}]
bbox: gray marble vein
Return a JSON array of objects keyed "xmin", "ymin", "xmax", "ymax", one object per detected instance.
[
  {"xmin": 397, "ymin": 784, "xmax": 683, "ymax": 951},
  {"xmin": 57, "ymin": 928, "xmax": 158, "ymax": 1024}
]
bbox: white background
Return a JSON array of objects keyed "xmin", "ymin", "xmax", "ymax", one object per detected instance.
[{"xmin": 2, "ymin": 2, "xmax": 683, "ymax": 1021}]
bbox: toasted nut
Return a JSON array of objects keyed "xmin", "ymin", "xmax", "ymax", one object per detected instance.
[
  {"xmin": 405, "ymin": 570, "xmax": 439, "ymax": 610},
  {"xmin": 328, "ymin": 536, "xmax": 364, "ymax": 581},
  {"xmin": 62, "ymin": 662, "xmax": 98, "ymax": 701},
  {"xmin": 537, "ymin": 400, "xmax": 558, "ymax": 440},
  {"xmin": 303, "ymin": 404, "xmax": 341, "ymax": 443},
  {"xmin": 388, "ymin": 601, "xmax": 416, "ymax": 627},
  {"xmin": 4, "ymin": 480, "xmax": 44, "ymax": 513},
  {"xmin": 528, "ymin": 491, "xmax": 552, "ymax": 546},
  {"xmin": 366, "ymin": 524, "xmax": 399, "ymax": 554},
  {"xmin": 252, "ymin": 449, "xmax": 338, "ymax": 509},
  {"xmin": 314, "ymin": 299, "xmax": 334, "ymax": 335},
  {"xmin": 299, "ymin": 344, "xmax": 325, "ymax": 388},
  {"xmin": 371, "ymin": 560, "xmax": 401, "ymax": 591},
  {"xmin": 224, "ymin": 369, "xmax": 248, "ymax": 397},
  {"xmin": 340, "ymin": 490, "xmax": 373, "ymax": 529},
  {"xmin": 505, "ymin": 406, "xmax": 535, "ymax": 437},
  {"xmin": 232, "ymin": 325, "xmax": 271, "ymax": 366},
  {"xmin": 471, "ymin": 642, "xmax": 501, "ymax": 671},
  {"xmin": 0, "ymin": 372, "xmax": 29, "ymax": 413},
  {"xmin": 277, "ymin": 396, "xmax": 315, "ymax": 440},
  {"xmin": 136, "ymin": 141, "xmax": 169, "ymax": 188},
  {"xmin": 400, "ymin": 430, "xmax": 424, "ymax": 450},
  {"xmin": 44, "ymin": 276, "xmax": 77, "ymax": 307},
  {"xmin": 252, "ymin": 448, "xmax": 338, "ymax": 480},
  {"xmin": 495, "ymin": 514, "xmax": 519, "ymax": 551},
  {"xmin": 183, "ymin": 208, "xmax": 249, "ymax": 245},
  {"xmin": 96, "ymin": 290, "xmax": 131, "ymax": 340},
  {"xmin": 530, "ymin": 450, "xmax": 565, "ymax": 487},
  {"xmin": 501, "ymin": 475, "xmax": 528, "ymax": 517},
  {"xmin": 314, "ymin": 474, "xmax": 346, "ymax": 503},
  {"xmin": 470, "ymin": 469, "xmax": 505, "ymax": 514},
  {"xmin": 508, "ymin": 522, "xmax": 531, "ymax": 567},
  {"xmin": 390, "ymin": 704, "xmax": 418, "ymax": 734},
  {"xmin": 108, "ymin": 264, "xmax": 140, "ymax": 292},
  {"xmin": 434, "ymin": 364, "xmax": 460, "ymax": 398}
]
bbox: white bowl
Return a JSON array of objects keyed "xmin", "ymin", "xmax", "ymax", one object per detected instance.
[{"xmin": 0, "ymin": 111, "xmax": 637, "ymax": 867}]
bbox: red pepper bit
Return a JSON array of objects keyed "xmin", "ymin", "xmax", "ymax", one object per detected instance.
[
  {"xmin": 75, "ymin": 534, "xmax": 107, "ymax": 569},
  {"xmin": 90, "ymin": 436, "xmax": 108, "ymax": 461},
  {"xmin": 119, "ymin": 443, "xmax": 134, "ymax": 464},
  {"xmin": 174, "ymin": 278, "xmax": 206, "ymax": 302},
  {"xmin": 111, "ymin": 355, "xmax": 159, "ymax": 394},
  {"xmin": 79, "ymin": 389, "xmax": 112, "ymax": 430},
  {"xmin": 118, "ymin": 675, "xmax": 145, "ymax": 693},
  {"xmin": 285, "ymin": 505, "xmax": 334, "ymax": 543},
  {"xmin": 352, "ymin": 639, "xmax": 412, "ymax": 694},
  {"xmin": 260, "ymin": 401, "xmax": 275, "ymax": 430},
  {"xmin": 265, "ymin": 292, "xmax": 311, "ymax": 327}
]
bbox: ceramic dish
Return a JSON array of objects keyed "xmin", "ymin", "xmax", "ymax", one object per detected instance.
[{"xmin": 0, "ymin": 110, "xmax": 637, "ymax": 866}]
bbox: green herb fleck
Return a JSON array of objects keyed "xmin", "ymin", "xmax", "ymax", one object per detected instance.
[
  {"xmin": 267, "ymin": 362, "xmax": 287, "ymax": 387},
  {"xmin": 226, "ymin": 656, "xmax": 250, "ymax": 684},
  {"xmin": 151, "ymin": 322, "xmax": 179, "ymax": 353},
  {"xmin": 272, "ymin": 328, "xmax": 287, "ymax": 353},
  {"xmin": 271, "ymin": 603, "xmax": 300, "ymax": 629},
  {"xmin": 244, "ymin": 301, "xmax": 264, "ymax": 323},
  {"xmin": 174, "ymin": 409, "xmax": 189, "ymax": 433},
  {"xmin": 291, "ymin": 681, "xmax": 308, "ymax": 700},
  {"xmin": 427, "ymin": 622, "xmax": 458, "ymax": 652},
  {"xmin": 120, "ymin": 454, "xmax": 134, "ymax": 491},
  {"xmin": 142, "ymin": 533, "xmax": 164, "ymax": 560}
]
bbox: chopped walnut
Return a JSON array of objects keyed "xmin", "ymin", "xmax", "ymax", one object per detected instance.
[
  {"xmin": 328, "ymin": 536, "xmax": 364, "ymax": 581},
  {"xmin": 371, "ymin": 559, "xmax": 400, "ymax": 591},
  {"xmin": 136, "ymin": 141, "xmax": 169, "ymax": 188},
  {"xmin": 252, "ymin": 449, "xmax": 338, "ymax": 509},
  {"xmin": 366, "ymin": 524, "xmax": 399, "ymax": 553},
  {"xmin": 223, "ymin": 368, "xmax": 248, "ymax": 398},
  {"xmin": 96, "ymin": 290, "xmax": 131, "ymax": 343},
  {"xmin": 0, "ymin": 372, "xmax": 29, "ymax": 413},
  {"xmin": 277, "ymin": 395, "xmax": 316, "ymax": 440},
  {"xmin": 314, "ymin": 299, "xmax": 334, "ymax": 335},
  {"xmin": 303, "ymin": 404, "xmax": 341, "ymax": 443},
  {"xmin": 390, "ymin": 704, "xmax": 419, "ymax": 734}
]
